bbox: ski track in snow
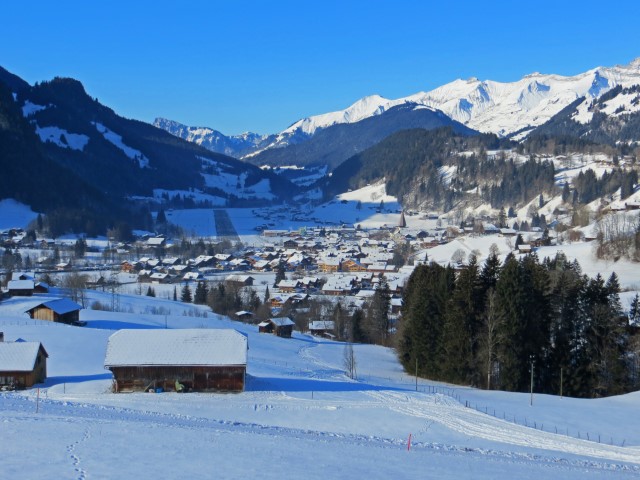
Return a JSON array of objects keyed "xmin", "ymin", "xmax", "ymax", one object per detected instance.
[
  {"xmin": 364, "ymin": 389, "xmax": 640, "ymax": 466},
  {"xmin": 2, "ymin": 393, "xmax": 638, "ymax": 476}
]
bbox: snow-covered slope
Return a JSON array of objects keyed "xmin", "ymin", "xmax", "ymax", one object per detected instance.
[{"xmin": 1, "ymin": 290, "xmax": 640, "ymax": 478}]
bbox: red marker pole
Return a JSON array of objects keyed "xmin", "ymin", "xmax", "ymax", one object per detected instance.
[{"xmin": 407, "ymin": 433, "xmax": 412, "ymax": 451}]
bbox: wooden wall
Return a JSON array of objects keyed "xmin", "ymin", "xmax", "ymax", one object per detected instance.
[{"xmin": 109, "ymin": 365, "xmax": 246, "ymax": 393}]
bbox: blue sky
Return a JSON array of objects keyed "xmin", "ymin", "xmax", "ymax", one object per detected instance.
[{"xmin": 2, "ymin": 1, "xmax": 639, "ymax": 135}]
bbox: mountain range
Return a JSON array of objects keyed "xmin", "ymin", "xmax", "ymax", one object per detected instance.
[
  {"xmin": 2, "ymin": 57, "xmax": 640, "ymax": 236},
  {"xmin": 157, "ymin": 58, "xmax": 640, "ymax": 163}
]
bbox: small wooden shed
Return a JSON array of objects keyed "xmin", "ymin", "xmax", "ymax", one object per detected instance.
[
  {"xmin": 104, "ymin": 329, "xmax": 248, "ymax": 393},
  {"xmin": 269, "ymin": 317, "xmax": 295, "ymax": 338},
  {"xmin": 0, "ymin": 339, "xmax": 48, "ymax": 389},
  {"xmin": 308, "ymin": 320, "xmax": 335, "ymax": 337},
  {"xmin": 25, "ymin": 298, "xmax": 83, "ymax": 325}
]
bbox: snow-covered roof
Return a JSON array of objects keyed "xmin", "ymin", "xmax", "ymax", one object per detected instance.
[
  {"xmin": 0, "ymin": 342, "xmax": 47, "ymax": 371},
  {"xmin": 28, "ymin": 298, "xmax": 82, "ymax": 315},
  {"xmin": 270, "ymin": 318, "xmax": 295, "ymax": 327},
  {"xmin": 8, "ymin": 280, "xmax": 34, "ymax": 290},
  {"xmin": 309, "ymin": 321, "xmax": 335, "ymax": 331},
  {"xmin": 104, "ymin": 329, "xmax": 248, "ymax": 367}
]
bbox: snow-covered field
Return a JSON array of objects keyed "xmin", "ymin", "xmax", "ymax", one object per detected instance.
[{"xmin": 1, "ymin": 290, "xmax": 640, "ymax": 479}]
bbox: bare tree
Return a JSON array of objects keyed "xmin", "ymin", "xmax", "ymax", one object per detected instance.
[
  {"xmin": 343, "ymin": 343, "xmax": 357, "ymax": 380},
  {"xmin": 479, "ymin": 289, "xmax": 504, "ymax": 390},
  {"xmin": 62, "ymin": 272, "xmax": 89, "ymax": 307},
  {"xmin": 451, "ymin": 248, "xmax": 466, "ymax": 265}
]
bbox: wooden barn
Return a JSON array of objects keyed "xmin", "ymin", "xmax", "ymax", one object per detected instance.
[
  {"xmin": 25, "ymin": 298, "xmax": 83, "ymax": 325},
  {"xmin": 267, "ymin": 317, "xmax": 295, "ymax": 338},
  {"xmin": 308, "ymin": 320, "xmax": 335, "ymax": 338},
  {"xmin": 104, "ymin": 329, "xmax": 248, "ymax": 393},
  {"xmin": 258, "ymin": 320, "xmax": 273, "ymax": 334},
  {"xmin": 0, "ymin": 337, "xmax": 48, "ymax": 389},
  {"xmin": 7, "ymin": 279, "xmax": 35, "ymax": 296}
]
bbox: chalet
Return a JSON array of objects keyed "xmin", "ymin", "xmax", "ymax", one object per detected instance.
[
  {"xmin": 318, "ymin": 257, "xmax": 341, "ymax": 273},
  {"xmin": 308, "ymin": 320, "xmax": 335, "ymax": 337},
  {"xmin": 517, "ymin": 244, "xmax": 532, "ymax": 254},
  {"xmin": 7, "ymin": 279, "xmax": 35, "ymax": 296},
  {"xmin": 235, "ymin": 311, "xmax": 253, "ymax": 321},
  {"xmin": 225, "ymin": 274, "xmax": 254, "ymax": 286},
  {"xmin": 120, "ymin": 261, "xmax": 138, "ymax": 273},
  {"xmin": 500, "ymin": 228, "xmax": 517, "ymax": 237},
  {"xmin": 149, "ymin": 272, "xmax": 171, "ymax": 284},
  {"xmin": 0, "ymin": 337, "xmax": 48, "ymax": 389},
  {"xmin": 104, "ymin": 329, "xmax": 248, "ymax": 393},
  {"xmin": 341, "ymin": 259, "xmax": 367, "ymax": 272},
  {"xmin": 25, "ymin": 298, "xmax": 83, "ymax": 325},
  {"xmin": 266, "ymin": 317, "xmax": 295, "ymax": 338},
  {"xmin": 183, "ymin": 272, "xmax": 203, "ymax": 282},
  {"xmin": 147, "ymin": 237, "xmax": 166, "ymax": 248},
  {"xmin": 277, "ymin": 279, "xmax": 300, "ymax": 293}
]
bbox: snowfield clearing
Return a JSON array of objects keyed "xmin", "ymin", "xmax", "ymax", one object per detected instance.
[{"xmin": 1, "ymin": 290, "xmax": 640, "ymax": 479}]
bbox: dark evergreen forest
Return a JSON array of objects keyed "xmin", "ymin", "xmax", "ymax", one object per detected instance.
[{"xmin": 397, "ymin": 252, "xmax": 638, "ymax": 398}]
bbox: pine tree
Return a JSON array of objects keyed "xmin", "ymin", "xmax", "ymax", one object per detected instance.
[
  {"xmin": 364, "ymin": 276, "xmax": 391, "ymax": 345},
  {"xmin": 274, "ymin": 262, "xmax": 286, "ymax": 286},
  {"xmin": 493, "ymin": 254, "xmax": 526, "ymax": 391},
  {"xmin": 264, "ymin": 285, "xmax": 270, "ymax": 303},
  {"xmin": 441, "ymin": 257, "xmax": 481, "ymax": 384},
  {"xmin": 173, "ymin": 285, "xmax": 177, "ymax": 301},
  {"xmin": 146, "ymin": 286, "xmax": 155, "ymax": 297},
  {"xmin": 181, "ymin": 284, "xmax": 192, "ymax": 303},
  {"xmin": 194, "ymin": 281, "xmax": 208, "ymax": 305}
]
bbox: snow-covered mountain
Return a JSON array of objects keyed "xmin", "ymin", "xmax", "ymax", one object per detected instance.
[
  {"xmin": 279, "ymin": 58, "xmax": 640, "ymax": 142},
  {"xmin": 154, "ymin": 118, "xmax": 274, "ymax": 158},
  {"xmin": 156, "ymin": 58, "xmax": 640, "ymax": 159}
]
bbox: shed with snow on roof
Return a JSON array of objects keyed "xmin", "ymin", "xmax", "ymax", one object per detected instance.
[
  {"xmin": 25, "ymin": 298, "xmax": 83, "ymax": 325},
  {"xmin": 104, "ymin": 329, "xmax": 248, "ymax": 393},
  {"xmin": 267, "ymin": 317, "xmax": 295, "ymax": 338},
  {"xmin": 0, "ymin": 338, "xmax": 48, "ymax": 389}
]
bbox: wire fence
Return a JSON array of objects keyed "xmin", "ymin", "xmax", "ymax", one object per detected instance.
[{"xmin": 410, "ymin": 382, "xmax": 627, "ymax": 448}]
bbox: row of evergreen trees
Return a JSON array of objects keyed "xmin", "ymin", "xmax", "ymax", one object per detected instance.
[{"xmin": 397, "ymin": 252, "xmax": 638, "ymax": 398}]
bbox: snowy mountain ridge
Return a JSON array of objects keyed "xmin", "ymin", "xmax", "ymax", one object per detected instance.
[
  {"xmin": 283, "ymin": 58, "xmax": 640, "ymax": 141},
  {"xmin": 156, "ymin": 58, "xmax": 640, "ymax": 160}
]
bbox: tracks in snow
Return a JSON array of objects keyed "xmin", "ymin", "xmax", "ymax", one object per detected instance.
[{"xmin": 364, "ymin": 389, "xmax": 640, "ymax": 465}]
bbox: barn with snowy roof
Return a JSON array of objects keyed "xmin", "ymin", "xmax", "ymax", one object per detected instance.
[
  {"xmin": 25, "ymin": 298, "xmax": 83, "ymax": 325},
  {"xmin": 0, "ymin": 334, "xmax": 48, "ymax": 389},
  {"xmin": 104, "ymin": 329, "xmax": 248, "ymax": 393}
]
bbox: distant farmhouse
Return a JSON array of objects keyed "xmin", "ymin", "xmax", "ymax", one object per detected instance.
[
  {"xmin": 104, "ymin": 329, "xmax": 248, "ymax": 393},
  {"xmin": 25, "ymin": 298, "xmax": 83, "ymax": 325}
]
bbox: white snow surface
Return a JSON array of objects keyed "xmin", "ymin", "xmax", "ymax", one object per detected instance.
[
  {"xmin": 35, "ymin": 125, "xmax": 89, "ymax": 151},
  {"xmin": 94, "ymin": 122, "xmax": 150, "ymax": 168},
  {"xmin": 1, "ymin": 290, "xmax": 640, "ymax": 478},
  {"xmin": 0, "ymin": 199, "xmax": 39, "ymax": 229},
  {"xmin": 21, "ymin": 100, "xmax": 48, "ymax": 117}
]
